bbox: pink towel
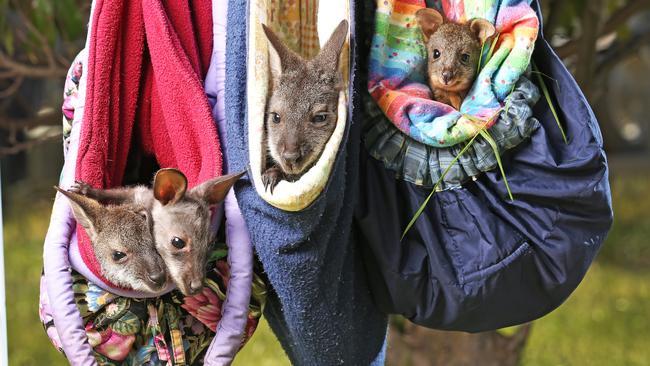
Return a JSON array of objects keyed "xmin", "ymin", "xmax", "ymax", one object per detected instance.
[{"xmin": 75, "ymin": 0, "xmax": 222, "ymax": 286}]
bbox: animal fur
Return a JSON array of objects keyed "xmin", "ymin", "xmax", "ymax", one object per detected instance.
[
  {"xmin": 70, "ymin": 169, "xmax": 243, "ymax": 295},
  {"xmin": 55, "ymin": 187, "xmax": 168, "ymax": 293},
  {"xmin": 415, "ymin": 8, "xmax": 495, "ymax": 109},
  {"xmin": 260, "ymin": 20, "xmax": 349, "ymax": 193}
]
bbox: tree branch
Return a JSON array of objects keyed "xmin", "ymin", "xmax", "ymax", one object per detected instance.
[
  {"xmin": 0, "ymin": 11, "xmax": 70, "ymax": 83},
  {"xmin": 596, "ymin": 31, "xmax": 650, "ymax": 75},
  {"xmin": 555, "ymin": 0, "xmax": 650, "ymax": 58},
  {"xmin": 17, "ymin": 12, "xmax": 59, "ymax": 69},
  {"xmin": 0, "ymin": 131, "xmax": 61, "ymax": 157},
  {"xmin": 574, "ymin": 0, "xmax": 605, "ymax": 92},
  {"xmin": 0, "ymin": 75, "xmax": 24, "ymax": 98},
  {"xmin": 0, "ymin": 51, "xmax": 67, "ymax": 79},
  {"xmin": 0, "ymin": 112, "xmax": 60, "ymax": 129},
  {"xmin": 543, "ymin": 0, "xmax": 566, "ymax": 40}
]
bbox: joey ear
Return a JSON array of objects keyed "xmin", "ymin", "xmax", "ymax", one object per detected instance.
[
  {"xmin": 190, "ymin": 171, "xmax": 246, "ymax": 206},
  {"xmin": 469, "ymin": 18, "xmax": 496, "ymax": 44},
  {"xmin": 315, "ymin": 19, "xmax": 349, "ymax": 72},
  {"xmin": 153, "ymin": 168, "xmax": 188, "ymax": 205},
  {"xmin": 262, "ymin": 24, "xmax": 302, "ymax": 79},
  {"xmin": 135, "ymin": 208, "xmax": 152, "ymax": 226},
  {"xmin": 415, "ymin": 8, "xmax": 444, "ymax": 41},
  {"xmin": 55, "ymin": 186, "xmax": 103, "ymax": 241}
]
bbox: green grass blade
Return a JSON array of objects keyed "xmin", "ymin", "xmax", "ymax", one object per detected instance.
[
  {"xmin": 532, "ymin": 61, "xmax": 568, "ymax": 144},
  {"xmin": 478, "ymin": 33, "xmax": 499, "ymax": 73},
  {"xmin": 478, "ymin": 41, "xmax": 485, "ymax": 71},
  {"xmin": 486, "ymin": 33, "xmax": 500, "ymax": 64},
  {"xmin": 479, "ymin": 129, "xmax": 514, "ymax": 200},
  {"xmin": 400, "ymin": 132, "xmax": 483, "ymax": 240},
  {"xmin": 401, "ymin": 111, "xmax": 502, "ymax": 240},
  {"xmin": 504, "ymin": 81, "xmax": 518, "ymax": 115}
]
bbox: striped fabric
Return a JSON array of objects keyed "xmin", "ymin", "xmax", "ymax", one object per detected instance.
[
  {"xmin": 368, "ymin": 0, "xmax": 538, "ymax": 147},
  {"xmin": 364, "ymin": 75, "xmax": 541, "ymax": 189},
  {"xmin": 267, "ymin": 0, "xmax": 320, "ymax": 58}
]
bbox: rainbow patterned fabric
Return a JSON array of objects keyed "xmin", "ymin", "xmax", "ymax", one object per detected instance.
[{"xmin": 368, "ymin": 0, "xmax": 539, "ymax": 147}]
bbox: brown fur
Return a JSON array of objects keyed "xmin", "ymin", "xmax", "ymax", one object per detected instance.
[
  {"xmin": 415, "ymin": 8, "xmax": 495, "ymax": 109},
  {"xmin": 70, "ymin": 169, "xmax": 244, "ymax": 296},
  {"xmin": 55, "ymin": 187, "xmax": 168, "ymax": 293},
  {"xmin": 260, "ymin": 20, "xmax": 348, "ymax": 193}
]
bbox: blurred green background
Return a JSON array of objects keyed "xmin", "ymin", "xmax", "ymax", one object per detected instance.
[{"xmin": 2, "ymin": 0, "xmax": 650, "ymax": 365}]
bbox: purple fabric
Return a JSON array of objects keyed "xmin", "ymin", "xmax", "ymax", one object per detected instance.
[
  {"xmin": 204, "ymin": 0, "xmax": 256, "ymax": 363},
  {"xmin": 41, "ymin": 0, "xmax": 253, "ymax": 363},
  {"xmin": 204, "ymin": 191, "xmax": 253, "ymax": 365},
  {"xmin": 43, "ymin": 117, "xmax": 97, "ymax": 365},
  {"xmin": 205, "ymin": 0, "xmax": 228, "ymax": 143}
]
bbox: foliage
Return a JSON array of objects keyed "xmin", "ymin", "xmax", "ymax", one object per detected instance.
[
  {"xmin": 522, "ymin": 262, "xmax": 650, "ymax": 366},
  {"xmin": 0, "ymin": 0, "xmax": 86, "ymax": 73}
]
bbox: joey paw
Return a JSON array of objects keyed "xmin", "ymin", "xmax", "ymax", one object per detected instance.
[
  {"xmin": 69, "ymin": 180, "xmax": 92, "ymax": 196},
  {"xmin": 262, "ymin": 167, "xmax": 284, "ymax": 194}
]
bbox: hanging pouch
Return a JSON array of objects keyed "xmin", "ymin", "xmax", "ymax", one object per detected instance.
[
  {"xmin": 356, "ymin": 0, "xmax": 613, "ymax": 331},
  {"xmin": 247, "ymin": 0, "xmax": 350, "ymax": 211}
]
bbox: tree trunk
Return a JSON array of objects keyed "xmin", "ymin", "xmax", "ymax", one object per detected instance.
[
  {"xmin": 386, "ymin": 322, "xmax": 533, "ymax": 366},
  {"xmin": 574, "ymin": 0, "xmax": 605, "ymax": 97}
]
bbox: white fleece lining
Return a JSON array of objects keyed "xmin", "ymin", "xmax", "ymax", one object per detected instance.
[{"xmin": 247, "ymin": 0, "xmax": 350, "ymax": 212}]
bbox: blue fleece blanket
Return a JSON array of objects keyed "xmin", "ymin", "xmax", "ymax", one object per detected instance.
[
  {"xmin": 224, "ymin": 0, "xmax": 612, "ymax": 363},
  {"xmin": 225, "ymin": 1, "xmax": 387, "ymax": 364}
]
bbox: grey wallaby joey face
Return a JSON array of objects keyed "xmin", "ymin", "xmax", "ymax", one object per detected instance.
[
  {"xmin": 261, "ymin": 20, "xmax": 348, "ymax": 193},
  {"xmin": 56, "ymin": 187, "xmax": 168, "ymax": 293},
  {"xmin": 151, "ymin": 169, "xmax": 243, "ymax": 296},
  {"xmin": 415, "ymin": 8, "xmax": 495, "ymax": 109}
]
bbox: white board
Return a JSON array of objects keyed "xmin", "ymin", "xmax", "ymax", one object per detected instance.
[{"xmin": 0, "ymin": 163, "xmax": 8, "ymax": 366}]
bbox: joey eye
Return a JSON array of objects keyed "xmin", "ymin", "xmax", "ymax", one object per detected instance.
[
  {"xmin": 461, "ymin": 53, "xmax": 470, "ymax": 64},
  {"xmin": 270, "ymin": 112, "xmax": 281, "ymax": 124},
  {"xmin": 433, "ymin": 49, "xmax": 441, "ymax": 59},
  {"xmin": 112, "ymin": 251, "xmax": 126, "ymax": 262},
  {"xmin": 311, "ymin": 114, "xmax": 328, "ymax": 123},
  {"xmin": 171, "ymin": 237, "xmax": 186, "ymax": 249},
  {"xmin": 137, "ymin": 210, "xmax": 149, "ymax": 221}
]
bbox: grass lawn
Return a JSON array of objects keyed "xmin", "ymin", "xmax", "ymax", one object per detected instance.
[{"xmin": 2, "ymin": 159, "xmax": 648, "ymax": 365}]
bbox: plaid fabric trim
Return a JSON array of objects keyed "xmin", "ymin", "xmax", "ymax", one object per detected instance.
[{"xmin": 363, "ymin": 76, "xmax": 541, "ymax": 189}]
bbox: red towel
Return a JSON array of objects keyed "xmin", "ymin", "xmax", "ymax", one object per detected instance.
[{"xmin": 75, "ymin": 0, "xmax": 221, "ymax": 286}]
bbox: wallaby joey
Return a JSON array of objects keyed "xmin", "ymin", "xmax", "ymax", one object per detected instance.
[
  {"xmin": 415, "ymin": 8, "xmax": 495, "ymax": 110},
  {"xmin": 55, "ymin": 187, "xmax": 168, "ymax": 293},
  {"xmin": 261, "ymin": 20, "xmax": 349, "ymax": 193},
  {"xmin": 70, "ymin": 169, "xmax": 244, "ymax": 296}
]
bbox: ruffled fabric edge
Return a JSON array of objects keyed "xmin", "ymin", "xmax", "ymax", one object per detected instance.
[{"xmin": 363, "ymin": 75, "xmax": 541, "ymax": 190}]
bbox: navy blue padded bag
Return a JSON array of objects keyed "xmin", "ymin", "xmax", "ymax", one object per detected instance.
[{"xmin": 355, "ymin": 0, "xmax": 613, "ymax": 332}]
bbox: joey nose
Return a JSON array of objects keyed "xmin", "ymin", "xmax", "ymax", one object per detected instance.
[
  {"xmin": 148, "ymin": 271, "xmax": 166, "ymax": 287},
  {"xmin": 282, "ymin": 149, "xmax": 301, "ymax": 163},
  {"xmin": 442, "ymin": 71, "xmax": 453, "ymax": 84},
  {"xmin": 188, "ymin": 280, "xmax": 203, "ymax": 295}
]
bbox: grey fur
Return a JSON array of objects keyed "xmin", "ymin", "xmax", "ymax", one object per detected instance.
[
  {"xmin": 56, "ymin": 187, "xmax": 168, "ymax": 294},
  {"xmin": 261, "ymin": 20, "xmax": 349, "ymax": 193},
  {"xmin": 71, "ymin": 169, "xmax": 243, "ymax": 296}
]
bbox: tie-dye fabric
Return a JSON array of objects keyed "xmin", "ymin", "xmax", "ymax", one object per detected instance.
[{"xmin": 368, "ymin": 0, "xmax": 538, "ymax": 147}]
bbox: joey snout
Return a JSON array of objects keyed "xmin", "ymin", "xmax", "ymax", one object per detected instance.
[
  {"xmin": 186, "ymin": 277, "xmax": 204, "ymax": 296},
  {"xmin": 441, "ymin": 70, "xmax": 454, "ymax": 86},
  {"xmin": 279, "ymin": 140, "xmax": 310, "ymax": 174},
  {"xmin": 173, "ymin": 266, "xmax": 206, "ymax": 296},
  {"xmin": 146, "ymin": 267, "xmax": 167, "ymax": 289},
  {"xmin": 261, "ymin": 20, "xmax": 348, "ymax": 193}
]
